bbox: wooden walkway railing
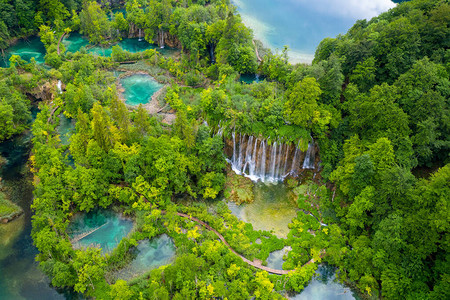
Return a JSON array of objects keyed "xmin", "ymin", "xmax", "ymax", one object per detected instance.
[{"xmin": 70, "ymin": 222, "xmax": 108, "ymax": 243}]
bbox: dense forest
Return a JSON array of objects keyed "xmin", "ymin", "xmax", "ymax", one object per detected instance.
[{"xmin": 0, "ymin": 0, "xmax": 448, "ymax": 299}]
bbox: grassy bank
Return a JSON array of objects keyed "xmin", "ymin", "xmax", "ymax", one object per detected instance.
[{"xmin": 0, "ymin": 192, "xmax": 23, "ymax": 223}]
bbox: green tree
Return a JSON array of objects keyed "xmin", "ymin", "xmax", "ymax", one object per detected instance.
[
  {"xmin": 79, "ymin": 1, "xmax": 110, "ymax": 44},
  {"xmin": 284, "ymin": 77, "xmax": 322, "ymax": 128}
]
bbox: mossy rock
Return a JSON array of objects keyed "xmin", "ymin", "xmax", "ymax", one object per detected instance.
[{"xmin": 224, "ymin": 166, "xmax": 254, "ymax": 205}]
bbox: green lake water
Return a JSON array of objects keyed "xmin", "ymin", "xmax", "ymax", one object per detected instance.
[
  {"xmin": 113, "ymin": 234, "xmax": 176, "ymax": 281},
  {"xmin": 68, "ymin": 210, "xmax": 133, "ymax": 254},
  {"xmin": 0, "ymin": 37, "xmax": 46, "ymax": 68},
  {"xmin": 226, "ymin": 182, "xmax": 298, "ymax": 238},
  {"xmin": 120, "ymin": 74, "xmax": 162, "ymax": 106}
]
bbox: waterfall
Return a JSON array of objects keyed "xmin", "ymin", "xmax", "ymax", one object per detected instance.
[
  {"xmin": 227, "ymin": 133, "xmax": 307, "ymax": 183},
  {"xmin": 160, "ymin": 30, "xmax": 165, "ymax": 48},
  {"xmin": 216, "ymin": 121, "xmax": 224, "ymax": 136},
  {"xmin": 260, "ymin": 139, "xmax": 266, "ymax": 181},
  {"xmin": 290, "ymin": 146, "xmax": 299, "ymax": 175},
  {"xmin": 302, "ymin": 142, "xmax": 315, "ymax": 169},
  {"xmin": 269, "ymin": 142, "xmax": 277, "ymax": 182},
  {"xmin": 232, "ymin": 130, "xmax": 236, "ymax": 166},
  {"xmin": 209, "ymin": 44, "xmax": 215, "ymax": 63},
  {"xmin": 56, "ymin": 80, "xmax": 62, "ymax": 93},
  {"xmin": 138, "ymin": 28, "xmax": 142, "ymax": 41},
  {"xmin": 282, "ymin": 144, "xmax": 290, "ymax": 177},
  {"xmin": 243, "ymin": 136, "xmax": 253, "ymax": 174},
  {"xmin": 237, "ymin": 134, "xmax": 245, "ymax": 173},
  {"xmin": 249, "ymin": 138, "xmax": 258, "ymax": 178}
]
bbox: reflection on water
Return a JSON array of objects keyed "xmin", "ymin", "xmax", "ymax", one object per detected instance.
[
  {"xmin": 226, "ymin": 182, "xmax": 297, "ymax": 238},
  {"xmin": 290, "ymin": 264, "xmax": 360, "ymax": 300},
  {"xmin": 267, "ymin": 246, "xmax": 291, "ymax": 270},
  {"xmin": 113, "ymin": 234, "xmax": 176, "ymax": 281}
]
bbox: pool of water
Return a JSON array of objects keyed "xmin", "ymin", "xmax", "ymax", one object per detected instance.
[
  {"xmin": 226, "ymin": 182, "xmax": 297, "ymax": 238},
  {"xmin": 0, "ymin": 36, "xmax": 46, "ymax": 68},
  {"xmin": 56, "ymin": 114, "xmax": 75, "ymax": 146},
  {"xmin": 62, "ymin": 33, "xmax": 177, "ymax": 57},
  {"xmin": 114, "ymin": 234, "xmax": 176, "ymax": 281},
  {"xmin": 267, "ymin": 246, "xmax": 291, "ymax": 270},
  {"xmin": 290, "ymin": 264, "xmax": 360, "ymax": 300},
  {"xmin": 240, "ymin": 74, "xmax": 265, "ymax": 84},
  {"xmin": 233, "ymin": 0, "xmax": 396, "ymax": 63},
  {"xmin": 68, "ymin": 210, "xmax": 133, "ymax": 253},
  {"xmin": 119, "ymin": 74, "xmax": 162, "ymax": 106}
]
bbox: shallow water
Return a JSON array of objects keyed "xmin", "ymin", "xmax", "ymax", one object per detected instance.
[
  {"xmin": 56, "ymin": 114, "xmax": 75, "ymax": 146},
  {"xmin": 290, "ymin": 264, "xmax": 360, "ymax": 300},
  {"xmin": 114, "ymin": 234, "xmax": 176, "ymax": 281},
  {"xmin": 68, "ymin": 210, "xmax": 133, "ymax": 253},
  {"xmin": 233, "ymin": 0, "xmax": 396, "ymax": 63},
  {"xmin": 226, "ymin": 182, "xmax": 297, "ymax": 238},
  {"xmin": 0, "ymin": 36, "xmax": 46, "ymax": 68},
  {"xmin": 267, "ymin": 246, "xmax": 291, "ymax": 270},
  {"xmin": 120, "ymin": 74, "xmax": 162, "ymax": 106}
]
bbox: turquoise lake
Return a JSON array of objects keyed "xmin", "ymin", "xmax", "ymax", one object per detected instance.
[
  {"xmin": 68, "ymin": 210, "xmax": 133, "ymax": 254},
  {"xmin": 233, "ymin": 0, "xmax": 396, "ymax": 63},
  {"xmin": 120, "ymin": 74, "xmax": 162, "ymax": 106},
  {"xmin": 0, "ymin": 37, "xmax": 46, "ymax": 68},
  {"xmin": 62, "ymin": 33, "xmax": 177, "ymax": 57}
]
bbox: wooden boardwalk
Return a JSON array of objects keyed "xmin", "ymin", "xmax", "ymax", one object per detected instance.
[
  {"xmin": 173, "ymin": 212, "xmax": 292, "ymax": 275},
  {"xmin": 70, "ymin": 222, "xmax": 107, "ymax": 243},
  {"xmin": 134, "ymin": 189, "xmax": 321, "ymax": 275}
]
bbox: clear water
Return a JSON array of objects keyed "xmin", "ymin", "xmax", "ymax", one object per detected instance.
[
  {"xmin": 240, "ymin": 74, "xmax": 264, "ymax": 84},
  {"xmin": 0, "ymin": 36, "xmax": 46, "ymax": 68},
  {"xmin": 120, "ymin": 74, "xmax": 162, "ymax": 106},
  {"xmin": 289, "ymin": 264, "xmax": 360, "ymax": 300},
  {"xmin": 267, "ymin": 246, "xmax": 291, "ymax": 270},
  {"xmin": 62, "ymin": 32, "xmax": 90, "ymax": 54},
  {"xmin": 233, "ymin": 0, "xmax": 396, "ymax": 63},
  {"xmin": 62, "ymin": 33, "xmax": 177, "ymax": 57},
  {"xmin": 56, "ymin": 114, "xmax": 75, "ymax": 146},
  {"xmin": 226, "ymin": 182, "xmax": 297, "ymax": 238},
  {"xmin": 113, "ymin": 234, "xmax": 176, "ymax": 281},
  {"xmin": 68, "ymin": 210, "xmax": 133, "ymax": 254}
]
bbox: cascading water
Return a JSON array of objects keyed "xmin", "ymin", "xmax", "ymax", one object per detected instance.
[
  {"xmin": 302, "ymin": 141, "xmax": 315, "ymax": 169},
  {"xmin": 159, "ymin": 30, "xmax": 165, "ymax": 48},
  {"xmin": 56, "ymin": 80, "xmax": 62, "ymax": 93},
  {"xmin": 227, "ymin": 133, "xmax": 316, "ymax": 183},
  {"xmin": 138, "ymin": 28, "xmax": 142, "ymax": 41}
]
